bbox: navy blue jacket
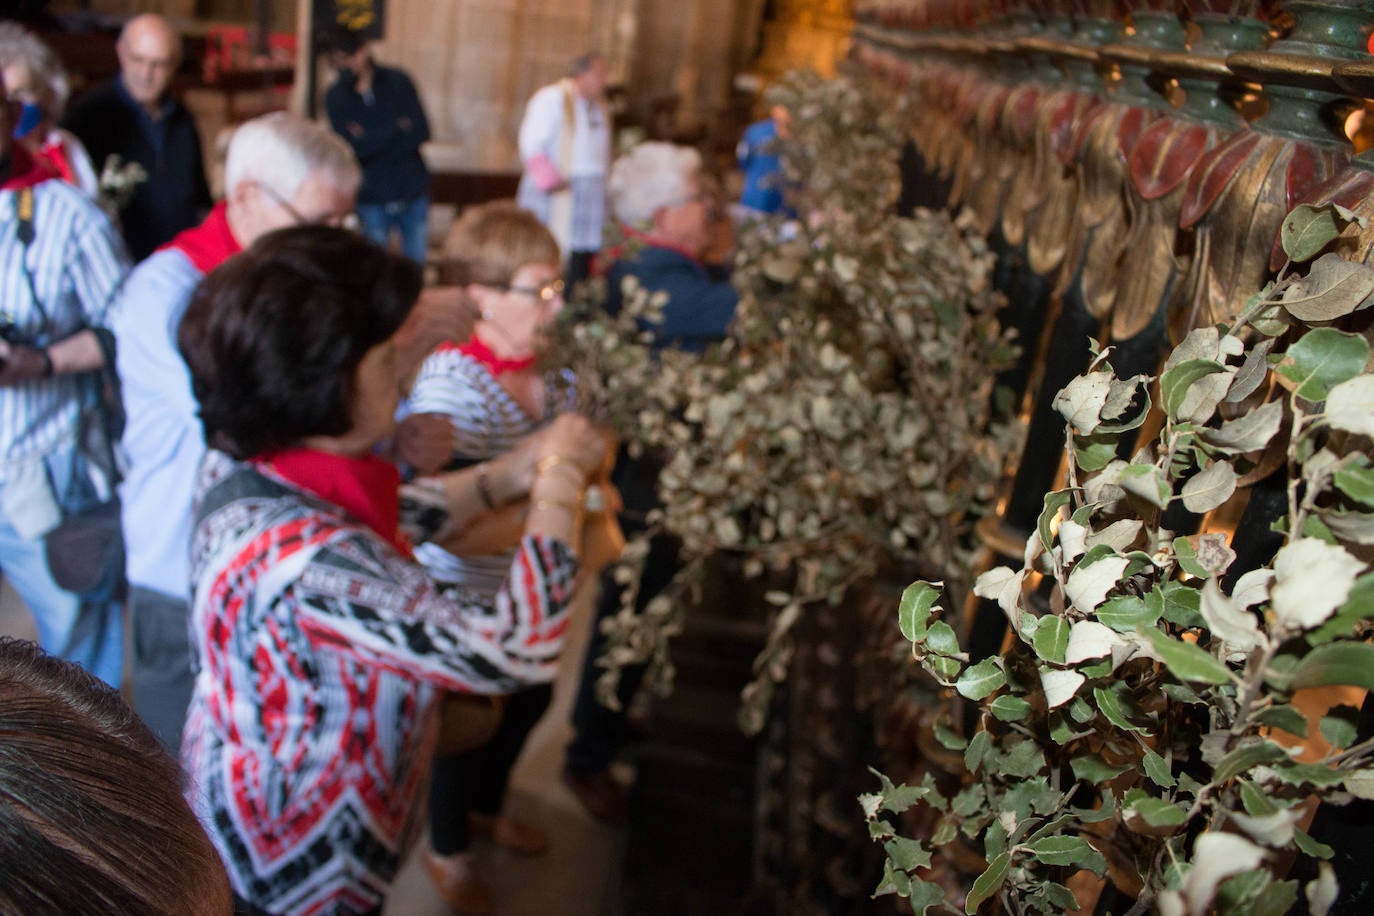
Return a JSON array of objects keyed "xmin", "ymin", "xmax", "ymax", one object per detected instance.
[
  {"xmin": 62, "ymin": 79, "xmax": 211, "ymax": 261},
  {"xmin": 325, "ymin": 63, "xmax": 431, "ymax": 206},
  {"xmin": 605, "ymin": 244, "xmax": 738, "ymax": 354}
]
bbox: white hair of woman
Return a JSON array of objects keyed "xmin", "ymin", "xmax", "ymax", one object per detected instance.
[
  {"xmin": 0, "ymin": 22, "xmax": 71, "ymax": 118},
  {"xmin": 607, "ymin": 141, "xmax": 701, "ymax": 228},
  {"xmin": 224, "ymin": 111, "xmax": 361, "ymax": 201}
]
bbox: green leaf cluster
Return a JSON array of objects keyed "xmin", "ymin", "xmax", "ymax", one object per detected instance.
[{"xmin": 865, "ymin": 199, "xmax": 1374, "ymax": 915}]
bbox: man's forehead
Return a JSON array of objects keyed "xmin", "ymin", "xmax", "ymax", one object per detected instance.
[{"xmin": 122, "ymin": 27, "xmax": 180, "ymax": 61}]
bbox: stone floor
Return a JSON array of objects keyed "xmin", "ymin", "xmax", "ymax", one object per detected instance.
[{"xmin": 0, "ymin": 579, "xmax": 624, "ymax": 915}]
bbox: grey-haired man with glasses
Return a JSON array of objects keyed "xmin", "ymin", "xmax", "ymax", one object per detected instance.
[{"xmin": 109, "ymin": 112, "xmax": 362, "ymax": 751}]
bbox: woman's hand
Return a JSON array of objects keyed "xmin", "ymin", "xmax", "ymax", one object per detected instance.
[
  {"xmin": 535, "ymin": 415, "xmax": 613, "ymax": 482},
  {"xmin": 393, "ymin": 413, "xmax": 456, "ymax": 474}
]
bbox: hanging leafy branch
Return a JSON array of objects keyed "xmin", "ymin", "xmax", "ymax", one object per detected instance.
[
  {"xmin": 865, "ymin": 201, "xmax": 1374, "ymax": 916},
  {"xmin": 544, "ymin": 69, "xmax": 1021, "ymax": 734}
]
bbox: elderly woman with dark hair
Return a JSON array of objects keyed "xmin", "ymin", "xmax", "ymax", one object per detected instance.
[
  {"xmin": 177, "ymin": 225, "xmax": 608, "ymax": 915},
  {"xmin": 0, "ymin": 636, "xmax": 232, "ymax": 915}
]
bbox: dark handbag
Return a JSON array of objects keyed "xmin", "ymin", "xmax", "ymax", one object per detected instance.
[
  {"xmin": 45, "ymin": 499, "xmax": 123, "ymax": 596},
  {"xmin": 43, "ymin": 329, "xmax": 126, "ymax": 600}
]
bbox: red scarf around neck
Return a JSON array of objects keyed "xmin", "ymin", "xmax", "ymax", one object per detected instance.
[
  {"xmin": 1, "ymin": 144, "xmax": 58, "ymax": 191},
  {"xmin": 160, "ymin": 202, "xmax": 241, "ymax": 274},
  {"xmin": 37, "ymin": 136, "xmax": 76, "ymax": 187},
  {"xmin": 439, "ymin": 334, "xmax": 537, "ymax": 376},
  {"xmin": 262, "ymin": 448, "xmax": 413, "ymax": 558}
]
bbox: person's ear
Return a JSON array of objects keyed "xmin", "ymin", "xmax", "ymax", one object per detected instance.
[
  {"xmin": 227, "ymin": 180, "xmax": 257, "ymax": 211},
  {"xmin": 467, "ymin": 284, "xmax": 496, "ymax": 317}
]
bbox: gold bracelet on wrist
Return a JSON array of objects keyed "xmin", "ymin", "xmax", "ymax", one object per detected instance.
[
  {"xmin": 531, "ymin": 497, "xmax": 583, "ymax": 517},
  {"xmin": 535, "ymin": 454, "xmax": 584, "ymax": 482}
]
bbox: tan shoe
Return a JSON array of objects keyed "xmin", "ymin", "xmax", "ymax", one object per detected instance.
[
  {"xmin": 468, "ymin": 812, "xmax": 551, "ymax": 856},
  {"xmin": 423, "ymin": 851, "xmax": 492, "ymax": 915}
]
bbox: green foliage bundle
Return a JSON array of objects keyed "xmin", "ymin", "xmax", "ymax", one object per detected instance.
[
  {"xmin": 545, "ymin": 69, "xmax": 1019, "ymax": 734},
  {"xmin": 865, "ymin": 202, "xmax": 1374, "ymax": 915}
]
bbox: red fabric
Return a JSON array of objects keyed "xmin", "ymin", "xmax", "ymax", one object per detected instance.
[
  {"xmin": 438, "ymin": 334, "xmax": 536, "ymax": 375},
  {"xmin": 1, "ymin": 144, "xmax": 59, "ymax": 191},
  {"xmin": 160, "ymin": 202, "xmax": 241, "ymax": 274},
  {"xmin": 262, "ymin": 448, "xmax": 412, "ymax": 558},
  {"xmin": 36, "ymin": 136, "xmax": 76, "ymax": 186}
]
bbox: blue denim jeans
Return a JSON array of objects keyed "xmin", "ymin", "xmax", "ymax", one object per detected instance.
[
  {"xmin": 357, "ymin": 195, "xmax": 430, "ymax": 264},
  {"xmin": 0, "ymin": 443, "xmax": 123, "ymax": 687}
]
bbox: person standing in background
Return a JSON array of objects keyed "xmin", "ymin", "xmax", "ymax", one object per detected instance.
[
  {"xmin": 325, "ymin": 30, "xmax": 432, "ymax": 264},
  {"xmin": 516, "ymin": 52, "xmax": 611, "ymax": 284},
  {"xmin": 62, "ymin": 14, "xmax": 211, "ymax": 261},
  {"xmin": 736, "ymin": 103, "xmax": 792, "ymax": 218}
]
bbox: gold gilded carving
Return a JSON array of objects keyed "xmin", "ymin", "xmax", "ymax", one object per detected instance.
[
  {"xmin": 1025, "ymin": 90, "xmax": 1101, "ymax": 276},
  {"xmin": 1058, "ymin": 103, "xmax": 1156, "ymax": 320}
]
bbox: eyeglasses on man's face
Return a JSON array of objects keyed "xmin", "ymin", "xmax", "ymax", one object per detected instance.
[{"xmin": 257, "ymin": 181, "xmax": 360, "ymax": 231}]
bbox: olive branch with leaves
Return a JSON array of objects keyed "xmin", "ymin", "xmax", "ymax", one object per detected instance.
[
  {"xmin": 542, "ymin": 68, "xmax": 1020, "ymax": 734},
  {"xmin": 865, "ymin": 201, "xmax": 1374, "ymax": 916}
]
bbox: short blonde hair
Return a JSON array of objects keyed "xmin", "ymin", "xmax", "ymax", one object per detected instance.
[{"xmin": 440, "ymin": 201, "xmax": 561, "ymax": 287}]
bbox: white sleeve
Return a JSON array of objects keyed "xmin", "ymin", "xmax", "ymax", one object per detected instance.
[
  {"xmin": 60, "ymin": 131, "xmax": 101, "ymax": 197},
  {"xmin": 518, "ymin": 85, "xmax": 563, "ymax": 163}
]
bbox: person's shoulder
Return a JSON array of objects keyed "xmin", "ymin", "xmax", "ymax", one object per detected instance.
[
  {"xmin": 527, "ymin": 81, "xmax": 563, "ymax": 105},
  {"xmin": 324, "ymin": 77, "xmax": 351, "ymax": 106},
  {"xmin": 375, "ymin": 63, "xmax": 413, "ymax": 83},
  {"xmin": 638, "ymin": 244, "xmax": 698, "ymax": 269},
  {"xmin": 165, "ymin": 96, "xmax": 199, "ymax": 125},
  {"xmin": 119, "ymin": 247, "xmax": 201, "ymax": 305},
  {"xmin": 33, "ymin": 178, "xmax": 110, "ymax": 231},
  {"xmin": 66, "ymin": 79, "xmax": 124, "ymax": 113},
  {"xmin": 744, "ymin": 119, "xmax": 771, "ymax": 138}
]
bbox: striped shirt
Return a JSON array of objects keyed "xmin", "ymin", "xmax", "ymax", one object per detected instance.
[
  {"xmin": 406, "ymin": 349, "xmax": 574, "ymax": 601},
  {"xmin": 0, "ymin": 179, "xmax": 128, "ymax": 476}
]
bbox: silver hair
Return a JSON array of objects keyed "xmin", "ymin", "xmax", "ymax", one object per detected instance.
[
  {"xmin": 224, "ymin": 112, "xmax": 361, "ymax": 201},
  {"xmin": 0, "ymin": 22, "xmax": 72, "ymax": 118},
  {"xmin": 607, "ymin": 142, "xmax": 701, "ymax": 228}
]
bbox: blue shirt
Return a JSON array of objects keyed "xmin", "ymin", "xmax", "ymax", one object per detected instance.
[
  {"xmin": 109, "ymin": 247, "xmax": 205, "ymax": 597},
  {"xmin": 605, "ymin": 245, "xmax": 737, "ymax": 354},
  {"xmin": 737, "ymin": 119, "xmax": 788, "ymax": 215},
  {"xmin": 0, "ymin": 180, "xmax": 128, "ymax": 474}
]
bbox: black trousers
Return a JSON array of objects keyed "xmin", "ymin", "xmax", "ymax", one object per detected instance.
[
  {"xmin": 428, "ymin": 683, "xmax": 554, "ymax": 855},
  {"xmin": 564, "ymin": 449, "xmax": 679, "ymax": 777}
]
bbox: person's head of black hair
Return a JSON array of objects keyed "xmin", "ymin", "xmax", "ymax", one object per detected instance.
[{"xmin": 178, "ymin": 224, "xmax": 421, "ymax": 459}]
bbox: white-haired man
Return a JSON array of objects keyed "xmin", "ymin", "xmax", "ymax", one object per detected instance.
[{"xmin": 112, "ymin": 113, "xmax": 362, "ymax": 751}]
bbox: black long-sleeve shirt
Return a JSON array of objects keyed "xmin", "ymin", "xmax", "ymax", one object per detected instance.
[
  {"xmin": 61, "ymin": 78, "xmax": 211, "ymax": 262},
  {"xmin": 325, "ymin": 63, "xmax": 431, "ymax": 206}
]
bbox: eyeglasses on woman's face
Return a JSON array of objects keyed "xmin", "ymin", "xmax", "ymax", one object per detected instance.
[{"xmin": 499, "ymin": 277, "xmax": 565, "ymax": 304}]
